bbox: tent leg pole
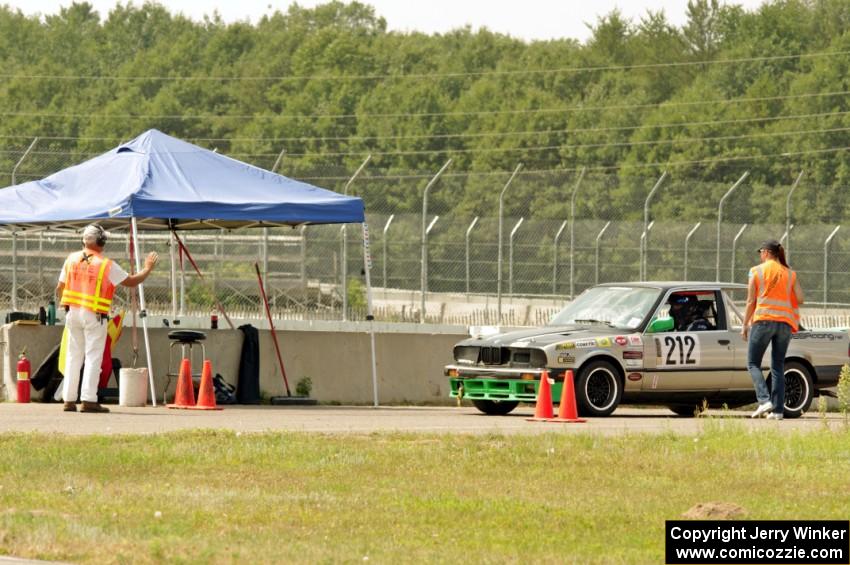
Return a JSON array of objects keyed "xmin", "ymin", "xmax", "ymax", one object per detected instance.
[
  {"xmin": 132, "ymin": 218, "xmax": 157, "ymax": 407},
  {"xmin": 170, "ymin": 231, "xmax": 177, "ymax": 321},
  {"xmin": 362, "ymin": 223, "xmax": 378, "ymax": 407}
]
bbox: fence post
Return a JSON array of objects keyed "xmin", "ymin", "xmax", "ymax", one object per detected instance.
[
  {"xmin": 785, "ymin": 170, "xmax": 804, "ymax": 262},
  {"xmin": 824, "ymin": 225, "xmax": 840, "ymax": 314},
  {"xmin": 641, "ymin": 171, "xmax": 667, "ymax": 281},
  {"xmin": 684, "ymin": 222, "xmax": 701, "ymax": 281},
  {"xmin": 639, "ymin": 221, "xmax": 654, "ymax": 280},
  {"xmin": 553, "ymin": 220, "xmax": 567, "ymax": 295},
  {"xmin": 170, "ymin": 231, "xmax": 178, "ymax": 320},
  {"xmin": 271, "ymin": 149, "xmax": 286, "ymax": 173},
  {"xmin": 508, "ymin": 217, "xmax": 524, "ymax": 295},
  {"xmin": 595, "ymin": 221, "xmax": 611, "ymax": 285},
  {"xmin": 341, "ymin": 155, "xmax": 372, "ymax": 322},
  {"xmin": 730, "ymin": 224, "xmax": 749, "ymax": 283},
  {"xmin": 421, "ymin": 159, "xmax": 452, "ymax": 323},
  {"xmin": 497, "ymin": 163, "xmax": 523, "ymax": 322},
  {"xmin": 465, "ymin": 216, "xmax": 479, "ymax": 295},
  {"xmin": 424, "ymin": 215, "xmax": 440, "ymax": 306},
  {"xmin": 382, "ymin": 214, "xmax": 394, "ymax": 290},
  {"xmin": 11, "ymin": 137, "xmax": 38, "ymax": 186},
  {"xmin": 569, "ymin": 168, "xmax": 586, "ymax": 300},
  {"xmin": 716, "ymin": 172, "xmax": 749, "ymax": 282}
]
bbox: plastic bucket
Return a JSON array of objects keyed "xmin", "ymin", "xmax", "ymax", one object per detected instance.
[{"xmin": 119, "ymin": 368, "xmax": 149, "ymax": 407}]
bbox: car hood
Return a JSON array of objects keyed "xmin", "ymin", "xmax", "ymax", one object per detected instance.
[{"xmin": 459, "ymin": 325, "xmax": 623, "ymax": 347}]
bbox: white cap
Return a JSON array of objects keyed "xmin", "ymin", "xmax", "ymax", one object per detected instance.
[{"xmin": 82, "ymin": 224, "xmax": 107, "ymax": 246}]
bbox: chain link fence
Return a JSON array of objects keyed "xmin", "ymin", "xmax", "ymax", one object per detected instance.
[{"xmin": 2, "ymin": 140, "xmax": 850, "ymax": 327}]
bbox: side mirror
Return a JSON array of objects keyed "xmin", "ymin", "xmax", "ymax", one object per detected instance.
[{"xmin": 647, "ymin": 316, "xmax": 674, "ymax": 333}]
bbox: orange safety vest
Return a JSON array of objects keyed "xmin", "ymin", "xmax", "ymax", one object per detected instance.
[
  {"xmin": 60, "ymin": 250, "xmax": 116, "ymax": 315},
  {"xmin": 750, "ymin": 259, "xmax": 799, "ymax": 332}
]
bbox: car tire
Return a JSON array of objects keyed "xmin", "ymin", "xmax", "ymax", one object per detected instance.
[
  {"xmin": 668, "ymin": 404, "xmax": 706, "ymax": 417},
  {"xmin": 471, "ymin": 399, "xmax": 519, "ymax": 416},
  {"xmin": 574, "ymin": 360, "xmax": 623, "ymax": 417},
  {"xmin": 780, "ymin": 361, "xmax": 814, "ymax": 419}
]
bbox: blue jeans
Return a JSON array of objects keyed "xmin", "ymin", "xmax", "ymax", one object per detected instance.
[{"xmin": 747, "ymin": 321, "xmax": 792, "ymax": 411}]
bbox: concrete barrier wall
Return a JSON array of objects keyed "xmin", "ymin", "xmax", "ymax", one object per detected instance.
[{"xmin": 0, "ymin": 323, "xmax": 465, "ymax": 405}]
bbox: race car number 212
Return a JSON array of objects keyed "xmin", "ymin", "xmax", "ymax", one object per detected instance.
[{"xmin": 657, "ymin": 335, "xmax": 701, "ymax": 367}]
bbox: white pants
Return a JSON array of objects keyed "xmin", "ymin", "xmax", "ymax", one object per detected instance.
[{"xmin": 62, "ymin": 307, "xmax": 108, "ymax": 403}]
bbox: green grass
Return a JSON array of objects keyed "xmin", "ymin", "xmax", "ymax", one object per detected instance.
[{"xmin": 1, "ymin": 425, "xmax": 849, "ymax": 564}]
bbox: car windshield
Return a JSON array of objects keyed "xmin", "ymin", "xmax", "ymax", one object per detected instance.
[{"xmin": 548, "ymin": 286, "xmax": 661, "ymax": 330}]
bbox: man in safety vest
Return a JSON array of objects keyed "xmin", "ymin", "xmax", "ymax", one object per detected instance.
[
  {"xmin": 56, "ymin": 224, "xmax": 158, "ymax": 413},
  {"xmin": 742, "ymin": 239, "xmax": 804, "ymax": 420}
]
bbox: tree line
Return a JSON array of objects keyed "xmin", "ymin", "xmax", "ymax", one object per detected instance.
[{"xmin": 1, "ymin": 0, "xmax": 849, "ymax": 223}]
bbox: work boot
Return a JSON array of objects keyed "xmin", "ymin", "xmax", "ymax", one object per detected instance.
[
  {"xmin": 80, "ymin": 401, "xmax": 110, "ymax": 413},
  {"xmin": 63, "ymin": 402, "xmax": 77, "ymax": 412}
]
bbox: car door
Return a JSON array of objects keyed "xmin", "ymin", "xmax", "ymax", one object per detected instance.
[
  {"xmin": 642, "ymin": 290, "xmax": 736, "ymax": 391},
  {"xmin": 724, "ymin": 289, "xmax": 762, "ymax": 389}
]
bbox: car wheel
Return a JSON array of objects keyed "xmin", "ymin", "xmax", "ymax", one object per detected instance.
[
  {"xmin": 668, "ymin": 404, "xmax": 706, "ymax": 417},
  {"xmin": 471, "ymin": 399, "xmax": 519, "ymax": 416},
  {"xmin": 781, "ymin": 361, "xmax": 814, "ymax": 418},
  {"xmin": 575, "ymin": 360, "xmax": 622, "ymax": 417}
]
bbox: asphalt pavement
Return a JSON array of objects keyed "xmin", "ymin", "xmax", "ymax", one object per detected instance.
[{"xmin": 0, "ymin": 402, "xmax": 844, "ymax": 435}]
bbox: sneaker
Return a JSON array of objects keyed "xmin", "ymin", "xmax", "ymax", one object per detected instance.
[
  {"xmin": 766, "ymin": 412, "xmax": 784, "ymax": 420},
  {"xmin": 80, "ymin": 401, "xmax": 110, "ymax": 414},
  {"xmin": 63, "ymin": 402, "xmax": 77, "ymax": 412},
  {"xmin": 750, "ymin": 401, "xmax": 774, "ymax": 418}
]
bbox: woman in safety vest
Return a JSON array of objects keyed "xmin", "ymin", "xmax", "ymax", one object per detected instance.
[
  {"xmin": 742, "ymin": 239, "xmax": 804, "ymax": 420},
  {"xmin": 56, "ymin": 224, "xmax": 158, "ymax": 413}
]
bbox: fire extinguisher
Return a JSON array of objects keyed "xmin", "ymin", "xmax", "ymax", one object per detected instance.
[{"xmin": 16, "ymin": 349, "xmax": 31, "ymax": 403}]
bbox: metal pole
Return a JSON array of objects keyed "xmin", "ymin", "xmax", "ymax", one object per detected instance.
[
  {"xmin": 684, "ymin": 222, "xmax": 701, "ymax": 281},
  {"xmin": 595, "ymin": 221, "xmax": 611, "ymax": 285},
  {"xmin": 639, "ymin": 221, "xmax": 654, "ymax": 280},
  {"xmin": 786, "ymin": 170, "xmax": 804, "ymax": 262},
  {"xmin": 11, "ymin": 137, "xmax": 38, "ymax": 186},
  {"xmin": 508, "ymin": 217, "xmax": 524, "ymax": 295},
  {"xmin": 497, "ymin": 163, "xmax": 523, "ymax": 322},
  {"xmin": 424, "ymin": 215, "xmax": 440, "ymax": 301},
  {"xmin": 569, "ymin": 168, "xmax": 586, "ymax": 299},
  {"xmin": 553, "ymin": 220, "xmax": 567, "ymax": 295},
  {"xmin": 421, "ymin": 160, "xmax": 452, "ymax": 323},
  {"xmin": 716, "ymin": 171, "xmax": 749, "ymax": 282},
  {"xmin": 465, "ymin": 216, "xmax": 479, "ymax": 295},
  {"xmin": 641, "ymin": 171, "xmax": 667, "ymax": 281},
  {"xmin": 382, "ymin": 215, "xmax": 394, "ymax": 290},
  {"xmin": 824, "ymin": 225, "xmax": 840, "ymax": 314},
  {"xmin": 341, "ymin": 156, "xmax": 372, "ymax": 323},
  {"xmin": 780, "ymin": 225, "xmax": 794, "ymax": 246},
  {"xmin": 361, "ymin": 223, "xmax": 379, "ymax": 406},
  {"xmin": 11, "ymin": 231, "xmax": 17, "ymax": 310},
  {"xmin": 730, "ymin": 223, "xmax": 749, "ymax": 283},
  {"xmin": 339, "ymin": 225, "xmax": 346, "ymax": 320},
  {"xmin": 299, "ymin": 225, "xmax": 307, "ymax": 287},
  {"xmin": 170, "ymin": 231, "xmax": 178, "ymax": 320},
  {"xmin": 179, "ymin": 233, "xmax": 185, "ymax": 316},
  {"xmin": 131, "ymin": 217, "xmax": 157, "ymax": 407}
]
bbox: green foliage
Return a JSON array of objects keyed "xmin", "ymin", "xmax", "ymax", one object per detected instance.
[
  {"xmin": 295, "ymin": 376, "xmax": 313, "ymax": 397},
  {"xmin": 838, "ymin": 363, "xmax": 850, "ymax": 418},
  {"xmin": 1, "ymin": 1, "xmax": 850, "ymax": 222},
  {"xmin": 346, "ymin": 277, "xmax": 366, "ymax": 310}
]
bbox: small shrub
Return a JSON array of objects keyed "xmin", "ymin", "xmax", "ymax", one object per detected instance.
[
  {"xmin": 296, "ymin": 377, "xmax": 313, "ymax": 397},
  {"xmin": 837, "ymin": 364, "xmax": 850, "ymax": 420}
]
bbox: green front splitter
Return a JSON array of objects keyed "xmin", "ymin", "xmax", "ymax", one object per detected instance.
[{"xmin": 449, "ymin": 377, "xmax": 563, "ymax": 403}]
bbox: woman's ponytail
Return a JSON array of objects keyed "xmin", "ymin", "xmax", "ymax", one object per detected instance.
[{"xmin": 777, "ymin": 244, "xmax": 789, "ymax": 268}]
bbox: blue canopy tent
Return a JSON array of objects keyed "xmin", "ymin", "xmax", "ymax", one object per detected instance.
[{"xmin": 0, "ymin": 129, "xmax": 378, "ymax": 405}]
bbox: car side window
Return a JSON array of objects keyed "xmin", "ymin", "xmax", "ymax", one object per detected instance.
[{"xmin": 656, "ymin": 291, "xmax": 723, "ymax": 332}]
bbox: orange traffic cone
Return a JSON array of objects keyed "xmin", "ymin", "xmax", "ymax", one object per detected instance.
[
  {"xmin": 190, "ymin": 360, "xmax": 222, "ymax": 411},
  {"xmin": 550, "ymin": 369, "xmax": 586, "ymax": 423},
  {"xmin": 167, "ymin": 358, "xmax": 195, "ymax": 409},
  {"xmin": 527, "ymin": 370, "xmax": 554, "ymax": 421}
]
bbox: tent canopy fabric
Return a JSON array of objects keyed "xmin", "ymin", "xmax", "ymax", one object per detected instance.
[{"xmin": 0, "ymin": 129, "xmax": 365, "ymax": 231}]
